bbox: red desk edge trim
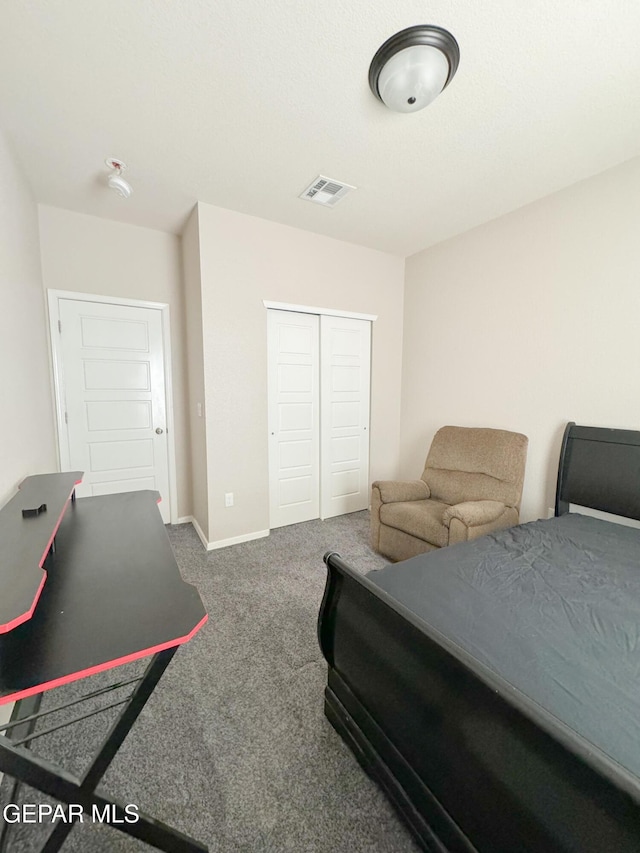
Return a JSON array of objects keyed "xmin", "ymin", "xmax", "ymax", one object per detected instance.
[
  {"xmin": 0, "ymin": 613, "xmax": 208, "ymax": 706},
  {"xmin": 0, "ymin": 478, "xmax": 82, "ymax": 635}
]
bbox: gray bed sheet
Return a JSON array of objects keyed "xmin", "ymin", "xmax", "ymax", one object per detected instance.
[{"xmin": 368, "ymin": 513, "xmax": 640, "ymax": 781}]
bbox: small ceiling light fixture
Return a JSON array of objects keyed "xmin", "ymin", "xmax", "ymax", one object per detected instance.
[
  {"xmin": 369, "ymin": 25, "xmax": 460, "ymax": 113},
  {"xmin": 105, "ymin": 158, "xmax": 133, "ymax": 198}
]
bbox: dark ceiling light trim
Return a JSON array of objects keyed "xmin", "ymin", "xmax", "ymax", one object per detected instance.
[{"xmin": 369, "ymin": 25, "xmax": 460, "ymax": 113}]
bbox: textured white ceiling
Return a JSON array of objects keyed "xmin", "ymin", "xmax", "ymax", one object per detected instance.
[{"xmin": 1, "ymin": 1, "xmax": 639, "ymax": 256}]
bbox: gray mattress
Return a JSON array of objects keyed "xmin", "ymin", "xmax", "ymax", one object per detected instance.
[{"xmin": 368, "ymin": 513, "xmax": 640, "ymax": 785}]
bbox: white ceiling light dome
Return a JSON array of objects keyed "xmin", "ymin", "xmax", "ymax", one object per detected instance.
[
  {"xmin": 369, "ymin": 25, "xmax": 460, "ymax": 114},
  {"xmin": 105, "ymin": 157, "xmax": 133, "ymax": 198}
]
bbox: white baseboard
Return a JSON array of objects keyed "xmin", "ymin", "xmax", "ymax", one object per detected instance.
[
  {"xmin": 206, "ymin": 529, "xmax": 270, "ymax": 551},
  {"xmin": 187, "ymin": 516, "xmax": 270, "ymax": 551},
  {"xmin": 176, "ymin": 515, "xmax": 194, "ymax": 524}
]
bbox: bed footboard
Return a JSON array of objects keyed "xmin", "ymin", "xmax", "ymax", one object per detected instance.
[{"xmin": 318, "ymin": 551, "xmax": 640, "ymax": 853}]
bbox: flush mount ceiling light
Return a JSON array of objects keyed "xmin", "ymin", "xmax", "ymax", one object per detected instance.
[
  {"xmin": 105, "ymin": 157, "xmax": 133, "ymax": 198},
  {"xmin": 369, "ymin": 25, "xmax": 460, "ymax": 113}
]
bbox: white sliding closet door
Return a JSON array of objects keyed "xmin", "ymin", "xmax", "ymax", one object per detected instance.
[
  {"xmin": 320, "ymin": 315, "xmax": 371, "ymax": 519},
  {"xmin": 267, "ymin": 310, "xmax": 320, "ymax": 528}
]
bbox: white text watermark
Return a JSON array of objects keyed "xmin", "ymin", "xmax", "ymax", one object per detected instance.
[{"xmin": 2, "ymin": 803, "xmax": 140, "ymax": 824}]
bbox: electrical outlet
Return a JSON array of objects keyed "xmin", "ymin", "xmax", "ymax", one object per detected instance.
[{"xmin": 225, "ymin": 492, "xmax": 234, "ymax": 507}]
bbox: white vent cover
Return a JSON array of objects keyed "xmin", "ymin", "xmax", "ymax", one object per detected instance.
[{"xmin": 299, "ymin": 175, "xmax": 356, "ymax": 207}]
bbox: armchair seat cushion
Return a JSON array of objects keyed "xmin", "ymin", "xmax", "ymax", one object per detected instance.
[{"xmin": 380, "ymin": 499, "xmax": 450, "ymax": 548}]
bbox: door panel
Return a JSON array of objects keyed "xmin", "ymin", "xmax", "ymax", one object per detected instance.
[
  {"xmin": 90, "ymin": 476, "xmax": 156, "ymax": 496},
  {"xmin": 268, "ymin": 310, "xmax": 320, "ymax": 528},
  {"xmin": 83, "ymin": 360, "xmax": 150, "ymax": 390},
  {"xmin": 85, "ymin": 400, "xmax": 153, "ymax": 431},
  {"xmin": 88, "ymin": 439, "xmax": 154, "ymax": 472},
  {"xmin": 79, "ymin": 316, "xmax": 149, "ymax": 350},
  {"xmin": 320, "ymin": 316, "xmax": 371, "ymax": 519},
  {"xmin": 56, "ymin": 299, "xmax": 171, "ymax": 522}
]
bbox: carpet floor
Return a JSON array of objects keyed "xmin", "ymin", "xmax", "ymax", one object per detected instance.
[{"xmin": 1, "ymin": 511, "xmax": 420, "ymax": 852}]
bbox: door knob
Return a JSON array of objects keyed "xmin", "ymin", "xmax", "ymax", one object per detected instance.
[{"xmin": 155, "ymin": 427, "xmax": 164, "ymax": 434}]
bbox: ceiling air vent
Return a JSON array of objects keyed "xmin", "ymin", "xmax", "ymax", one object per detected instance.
[{"xmin": 299, "ymin": 175, "xmax": 356, "ymax": 207}]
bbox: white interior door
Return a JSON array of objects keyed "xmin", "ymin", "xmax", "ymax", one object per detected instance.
[
  {"xmin": 268, "ymin": 310, "xmax": 320, "ymax": 528},
  {"xmin": 320, "ymin": 315, "xmax": 371, "ymax": 519},
  {"xmin": 55, "ymin": 298, "xmax": 172, "ymax": 522}
]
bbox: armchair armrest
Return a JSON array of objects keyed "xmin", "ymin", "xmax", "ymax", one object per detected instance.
[
  {"xmin": 443, "ymin": 500, "xmax": 506, "ymax": 529},
  {"xmin": 370, "ymin": 480, "xmax": 431, "ymax": 553},
  {"xmin": 372, "ymin": 480, "xmax": 431, "ymax": 504}
]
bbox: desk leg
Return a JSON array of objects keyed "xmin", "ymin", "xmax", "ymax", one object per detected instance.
[
  {"xmin": 43, "ymin": 648, "xmax": 179, "ymax": 852},
  {"xmin": 0, "ymin": 649, "xmax": 208, "ymax": 853}
]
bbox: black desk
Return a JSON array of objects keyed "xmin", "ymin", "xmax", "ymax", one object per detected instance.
[{"xmin": 0, "ymin": 475, "xmax": 208, "ymax": 853}]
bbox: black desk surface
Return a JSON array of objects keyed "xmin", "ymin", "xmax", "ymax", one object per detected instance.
[
  {"xmin": 0, "ymin": 472, "xmax": 81, "ymax": 634},
  {"xmin": 0, "ymin": 489, "xmax": 207, "ymax": 704}
]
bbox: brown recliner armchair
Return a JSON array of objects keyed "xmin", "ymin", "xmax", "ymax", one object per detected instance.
[{"xmin": 371, "ymin": 426, "xmax": 528, "ymax": 562}]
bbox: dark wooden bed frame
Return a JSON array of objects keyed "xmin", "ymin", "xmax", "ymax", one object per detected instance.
[{"xmin": 318, "ymin": 422, "xmax": 640, "ymax": 852}]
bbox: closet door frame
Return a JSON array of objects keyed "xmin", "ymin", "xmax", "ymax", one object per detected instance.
[
  {"xmin": 264, "ymin": 301, "xmax": 376, "ymax": 324},
  {"xmin": 265, "ymin": 302, "xmax": 377, "ymax": 529}
]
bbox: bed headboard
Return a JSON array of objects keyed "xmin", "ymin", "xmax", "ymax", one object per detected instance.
[{"xmin": 555, "ymin": 422, "xmax": 640, "ymax": 520}]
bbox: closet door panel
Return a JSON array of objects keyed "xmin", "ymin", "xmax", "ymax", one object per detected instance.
[
  {"xmin": 268, "ymin": 310, "xmax": 320, "ymax": 528},
  {"xmin": 320, "ymin": 316, "xmax": 371, "ymax": 519}
]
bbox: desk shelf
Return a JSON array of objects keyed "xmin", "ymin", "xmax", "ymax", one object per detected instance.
[{"xmin": 0, "ymin": 472, "xmax": 81, "ymax": 635}]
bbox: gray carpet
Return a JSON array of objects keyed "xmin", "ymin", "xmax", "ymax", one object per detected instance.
[{"xmin": 1, "ymin": 511, "xmax": 420, "ymax": 852}]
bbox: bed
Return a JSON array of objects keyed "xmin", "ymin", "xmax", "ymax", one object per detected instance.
[{"xmin": 318, "ymin": 422, "xmax": 640, "ymax": 852}]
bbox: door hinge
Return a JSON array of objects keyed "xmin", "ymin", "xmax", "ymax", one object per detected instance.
[
  {"xmin": 58, "ymin": 319, "xmax": 62, "ymax": 333},
  {"xmin": 64, "ymin": 411, "xmax": 68, "ymax": 424}
]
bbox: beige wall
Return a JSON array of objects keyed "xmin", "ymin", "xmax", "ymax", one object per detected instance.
[
  {"xmin": 402, "ymin": 156, "xmax": 640, "ymax": 522},
  {"xmin": 181, "ymin": 207, "xmax": 209, "ymax": 538},
  {"xmin": 37, "ymin": 205, "xmax": 192, "ymax": 518},
  {"xmin": 196, "ymin": 202, "xmax": 405, "ymax": 545},
  {"xmin": 0, "ymin": 129, "xmax": 56, "ymax": 506}
]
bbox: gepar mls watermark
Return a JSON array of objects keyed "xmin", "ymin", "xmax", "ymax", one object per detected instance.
[{"xmin": 2, "ymin": 803, "xmax": 140, "ymax": 824}]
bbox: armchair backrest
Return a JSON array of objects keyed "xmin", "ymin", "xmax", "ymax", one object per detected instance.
[{"xmin": 421, "ymin": 426, "xmax": 528, "ymax": 509}]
